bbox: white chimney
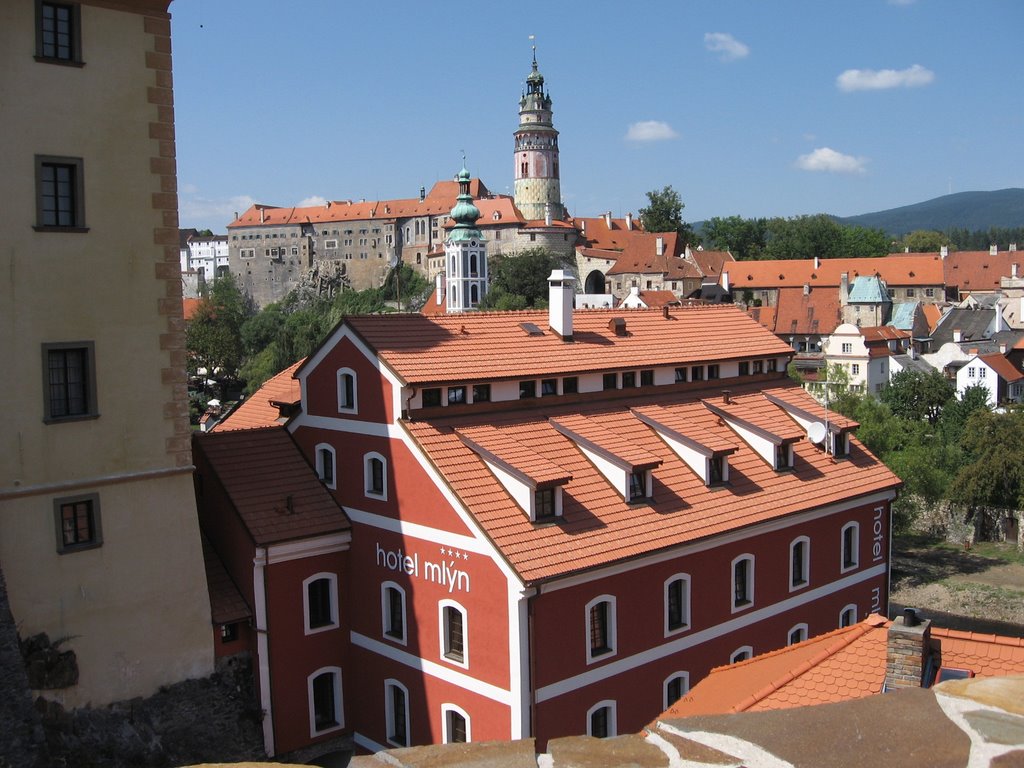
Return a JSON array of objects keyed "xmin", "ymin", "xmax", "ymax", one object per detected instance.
[
  {"xmin": 840, "ymin": 272, "xmax": 849, "ymax": 307},
  {"xmin": 940, "ymin": 245, "xmax": 948, "ymax": 259},
  {"xmin": 905, "ymin": 247, "xmax": 910, "ymax": 253},
  {"xmin": 990, "ymin": 244, "xmax": 998, "ymax": 256},
  {"xmin": 548, "ymin": 269, "xmax": 576, "ymax": 341},
  {"xmin": 1010, "ymin": 243, "xmax": 1018, "ymax": 252},
  {"xmin": 1000, "ymin": 343, "xmax": 1007, "ymax": 354},
  {"xmin": 814, "ymin": 256, "xmax": 820, "ymax": 269},
  {"xmin": 1013, "ymin": 263, "xmax": 1019, "ymax": 278},
  {"xmin": 604, "ymin": 211, "xmax": 612, "ymax": 229},
  {"xmin": 630, "ymin": 286, "xmax": 640, "ymax": 297},
  {"xmin": 435, "ymin": 272, "xmax": 445, "ymax": 305},
  {"xmin": 580, "ymin": 220, "xmax": 587, "ymax": 236},
  {"xmin": 721, "ymin": 270, "xmax": 730, "ymax": 292},
  {"xmin": 953, "ymin": 329, "xmax": 962, "ymax": 343},
  {"xmin": 625, "ymin": 212, "xmax": 633, "ymax": 230},
  {"xmin": 803, "ymin": 283, "xmax": 810, "ymax": 296},
  {"xmin": 656, "ymin": 236, "xmax": 665, "ymax": 256},
  {"xmin": 545, "ymin": 202, "xmax": 553, "ymax": 227}
]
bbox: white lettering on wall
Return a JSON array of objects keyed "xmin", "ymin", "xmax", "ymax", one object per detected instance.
[
  {"xmin": 376, "ymin": 542, "xmax": 471, "ymax": 594},
  {"xmin": 872, "ymin": 505, "xmax": 885, "ymax": 562}
]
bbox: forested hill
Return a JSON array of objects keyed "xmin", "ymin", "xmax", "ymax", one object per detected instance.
[{"xmin": 836, "ymin": 188, "xmax": 1024, "ymax": 235}]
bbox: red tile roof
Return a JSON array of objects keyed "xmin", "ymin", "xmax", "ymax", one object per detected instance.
[
  {"xmin": 978, "ymin": 353, "xmax": 1024, "ymax": 383},
  {"xmin": 572, "ymin": 216, "xmax": 645, "ymax": 250},
  {"xmin": 861, "ymin": 326, "xmax": 911, "ymax": 343},
  {"xmin": 621, "ymin": 290, "xmax": 680, "ymax": 309},
  {"xmin": 182, "ymin": 297, "xmax": 202, "ymax": 322},
  {"xmin": 194, "ymin": 426, "xmax": 350, "ymax": 546},
  {"xmin": 201, "ymin": 534, "xmax": 251, "ymax": 625},
  {"xmin": 922, "ymin": 303, "xmax": 944, "ymax": 332},
  {"xmin": 944, "ymin": 250, "xmax": 1023, "ymax": 292},
  {"xmin": 727, "ymin": 255, "xmax": 944, "ymax": 289},
  {"xmin": 767, "ymin": 287, "xmax": 842, "ymax": 337},
  {"xmin": 663, "ymin": 615, "xmax": 1024, "ymax": 718},
  {"xmin": 215, "ymin": 360, "xmax": 303, "ymax": 431},
  {"xmin": 404, "ymin": 384, "xmax": 900, "ymax": 583},
  {"xmin": 688, "ymin": 249, "xmax": 735, "ymax": 277},
  {"xmin": 338, "ymin": 305, "xmax": 795, "ymax": 386}
]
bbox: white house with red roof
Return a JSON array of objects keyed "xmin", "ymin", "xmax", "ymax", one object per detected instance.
[
  {"xmin": 211, "ymin": 276, "xmax": 900, "ymax": 753},
  {"xmin": 956, "ymin": 352, "xmax": 1024, "ymax": 407},
  {"xmin": 822, "ymin": 323, "xmax": 910, "ymax": 396}
]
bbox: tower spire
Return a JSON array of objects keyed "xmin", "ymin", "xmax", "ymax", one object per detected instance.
[{"xmin": 513, "ymin": 44, "xmax": 563, "ymax": 221}]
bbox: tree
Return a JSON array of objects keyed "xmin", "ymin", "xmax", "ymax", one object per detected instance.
[
  {"xmin": 702, "ymin": 216, "xmax": 768, "ymax": 260},
  {"xmin": 186, "ymin": 275, "xmax": 251, "ymax": 395},
  {"xmin": 639, "ymin": 185, "xmax": 699, "ymax": 245},
  {"xmin": 897, "ymin": 230, "xmax": 948, "ymax": 253},
  {"xmin": 880, "ymin": 369, "xmax": 954, "ymax": 425},
  {"xmin": 381, "ymin": 262, "xmax": 430, "ymax": 309},
  {"xmin": 478, "ymin": 248, "xmax": 567, "ymax": 310}
]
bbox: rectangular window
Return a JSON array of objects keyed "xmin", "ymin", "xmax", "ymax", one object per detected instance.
[
  {"xmin": 422, "ymin": 388, "xmax": 442, "ymax": 407},
  {"xmin": 308, "ymin": 578, "xmax": 334, "ymax": 629},
  {"xmin": 240, "ymin": 248, "xmax": 255, "ymax": 258},
  {"xmin": 691, "ymin": 366, "xmax": 704, "ymax": 381},
  {"xmin": 541, "ymin": 378, "xmax": 558, "ymax": 396},
  {"xmin": 739, "ymin": 361, "xmax": 750, "ymax": 376},
  {"xmin": 851, "ymin": 363, "xmax": 860, "ymax": 375},
  {"xmin": 443, "ymin": 606, "xmax": 464, "ymax": 663},
  {"xmin": 385, "ymin": 586, "xmax": 405, "ymax": 640},
  {"xmin": 43, "ymin": 342, "xmax": 97, "ymax": 422},
  {"xmin": 603, "ymin": 373, "xmax": 618, "ymax": 390},
  {"xmin": 387, "ymin": 683, "xmax": 408, "ymax": 747},
  {"xmin": 590, "ymin": 706, "xmax": 610, "ymax": 738},
  {"xmin": 707, "ymin": 364, "xmax": 720, "ymax": 380},
  {"xmin": 562, "ymin": 376, "xmax": 579, "ymax": 394},
  {"xmin": 666, "ymin": 578, "xmax": 689, "ymax": 631},
  {"xmin": 36, "ymin": 1, "xmax": 81, "ymax": 63},
  {"xmin": 752, "ymin": 360, "xmax": 764, "ymax": 374},
  {"xmin": 519, "ymin": 380, "xmax": 537, "ymax": 399},
  {"xmin": 447, "ymin": 386, "xmax": 466, "ymax": 404},
  {"xmin": 35, "ymin": 156, "xmax": 85, "ymax": 230},
  {"xmin": 841, "ymin": 343, "xmax": 853, "ymax": 354},
  {"xmin": 905, "ymin": 288, "xmax": 915, "ymax": 298},
  {"xmin": 54, "ymin": 493, "xmax": 101, "ymax": 553},
  {"xmin": 767, "ymin": 359, "xmax": 777, "ymax": 373},
  {"xmin": 640, "ymin": 369, "xmax": 654, "ymax": 386},
  {"xmin": 589, "ymin": 602, "xmax": 611, "ymax": 656},
  {"xmin": 791, "ymin": 540, "xmax": 807, "ymax": 587},
  {"xmin": 709, "ymin": 455, "xmax": 724, "ymax": 485},
  {"xmin": 472, "ymin": 383, "xmax": 490, "ymax": 402},
  {"xmin": 312, "ymin": 671, "xmax": 339, "ymax": 731},
  {"xmin": 629, "ymin": 470, "xmax": 647, "ymax": 501},
  {"xmin": 925, "ymin": 287, "xmax": 935, "ymax": 298},
  {"xmin": 621, "ymin": 371, "xmax": 636, "ymax": 388},
  {"xmin": 674, "ymin": 367, "xmax": 687, "ymax": 383},
  {"xmin": 535, "ymin": 488, "xmax": 555, "ymax": 520},
  {"xmin": 733, "ymin": 557, "xmax": 753, "ymax": 608},
  {"xmin": 446, "ymin": 709, "xmax": 468, "ymax": 743}
]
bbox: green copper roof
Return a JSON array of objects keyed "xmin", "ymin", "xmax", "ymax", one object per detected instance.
[{"xmin": 449, "ymin": 165, "xmax": 482, "ymax": 241}]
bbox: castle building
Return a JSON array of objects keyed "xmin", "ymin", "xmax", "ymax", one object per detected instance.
[
  {"xmin": 513, "ymin": 50, "xmax": 564, "ymax": 222},
  {"xmin": 444, "ymin": 167, "xmax": 489, "ymax": 312},
  {"xmin": 209, "ymin": 286, "xmax": 900, "ymax": 753},
  {"xmin": 0, "ymin": 0, "xmax": 213, "ymax": 707}
]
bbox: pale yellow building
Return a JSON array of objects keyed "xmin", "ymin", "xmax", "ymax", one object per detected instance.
[{"xmin": 0, "ymin": 0, "xmax": 213, "ymax": 707}]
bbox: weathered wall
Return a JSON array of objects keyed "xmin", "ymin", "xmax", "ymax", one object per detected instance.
[{"xmin": 0, "ymin": 565, "xmax": 47, "ymax": 768}]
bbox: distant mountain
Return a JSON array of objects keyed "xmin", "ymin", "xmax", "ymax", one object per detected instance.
[{"xmin": 836, "ymin": 188, "xmax": 1024, "ymax": 235}]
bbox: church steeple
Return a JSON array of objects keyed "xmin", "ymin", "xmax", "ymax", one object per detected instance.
[
  {"xmin": 444, "ymin": 165, "xmax": 487, "ymax": 313},
  {"xmin": 513, "ymin": 47, "xmax": 563, "ymax": 221}
]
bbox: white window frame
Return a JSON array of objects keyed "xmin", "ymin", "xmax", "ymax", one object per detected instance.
[
  {"xmin": 384, "ymin": 678, "xmax": 410, "ymax": 748},
  {"xmin": 841, "ymin": 522, "xmax": 860, "ymax": 573},
  {"xmin": 337, "ymin": 367, "xmax": 358, "ymax": 413},
  {"xmin": 789, "ymin": 536, "xmax": 810, "ymax": 591},
  {"xmin": 585, "ymin": 594, "xmax": 617, "ymax": 664},
  {"xmin": 364, "ymin": 451, "xmax": 388, "ymax": 500},
  {"xmin": 381, "ymin": 581, "xmax": 407, "ymax": 645},
  {"xmin": 303, "ymin": 572, "xmax": 339, "ymax": 635},
  {"xmin": 730, "ymin": 645, "xmax": 753, "ymax": 664},
  {"xmin": 788, "ymin": 623, "xmax": 808, "ymax": 645},
  {"xmin": 663, "ymin": 672, "xmax": 690, "ymax": 710},
  {"xmin": 840, "ymin": 604, "xmax": 857, "ymax": 628},
  {"xmin": 441, "ymin": 703, "xmax": 471, "ymax": 744},
  {"xmin": 307, "ymin": 666, "xmax": 344, "ymax": 737},
  {"xmin": 315, "ymin": 442, "xmax": 337, "ymax": 490},
  {"xmin": 438, "ymin": 599, "xmax": 468, "ymax": 669},
  {"xmin": 586, "ymin": 699, "xmax": 617, "ymax": 738},
  {"xmin": 239, "ymin": 247, "xmax": 255, "ymax": 258},
  {"xmin": 325, "ymin": 239, "xmax": 338, "ymax": 249},
  {"xmin": 664, "ymin": 574, "xmax": 691, "ymax": 636},
  {"xmin": 731, "ymin": 554, "xmax": 755, "ymax": 613}
]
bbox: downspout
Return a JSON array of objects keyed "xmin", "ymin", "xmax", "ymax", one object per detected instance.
[
  {"xmin": 528, "ymin": 591, "xmax": 537, "ymax": 742},
  {"xmin": 253, "ymin": 547, "xmax": 275, "ymax": 755}
]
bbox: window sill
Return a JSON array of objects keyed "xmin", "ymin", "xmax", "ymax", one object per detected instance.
[
  {"xmin": 57, "ymin": 540, "xmax": 102, "ymax": 555},
  {"xmin": 34, "ymin": 56, "xmax": 85, "ymax": 68},
  {"xmin": 44, "ymin": 412, "xmax": 99, "ymax": 425},
  {"xmin": 34, "ymin": 226, "xmax": 89, "ymax": 233}
]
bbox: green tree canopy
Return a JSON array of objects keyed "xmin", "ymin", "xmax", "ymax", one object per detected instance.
[
  {"xmin": 879, "ymin": 369, "xmax": 955, "ymax": 425},
  {"xmin": 896, "ymin": 230, "xmax": 949, "ymax": 253},
  {"xmin": 948, "ymin": 410, "xmax": 1024, "ymax": 514},
  {"xmin": 762, "ymin": 214, "xmax": 889, "ymax": 260},
  {"xmin": 186, "ymin": 275, "xmax": 252, "ymax": 394},
  {"xmin": 639, "ymin": 185, "xmax": 699, "ymax": 245},
  {"xmin": 702, "ymin": 216, "xmax": 768, "ymax": 260},
  {"xmin": 479, "ymin": 248, "xmax": 567, "ymax": 310}
]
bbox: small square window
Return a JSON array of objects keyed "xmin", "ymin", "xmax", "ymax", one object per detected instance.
[
  {"xmin": 422, "ymin": 388, "xmax": 442, "ymax": 407},
  {"xmin": 448, "ymin": 386, "xmax": 466, "ymax": 404},
  {"xmin": 535, "ymin": 488, "xmax": 556, "ymax": 520},
  {"xmin": 707, "ymin": 364, "xmax": 720, "ymax": 380},
  {"xmin": 54, "ymin": 493, "xmax": 101, "ymax": 553},
  {"xmin": 739, "ymin": 361, "xmax": 750, "ymax": 376},
  {"xmin": 691, "ymin": 366, "xmax": 704, "ymax": 382},
  {"xmin": 43, "ymin": 342, "xmax": 97, "ymax": 422},
  {"xmin": 640, "ymin": 370, "xmax": 654, "ymax": 387},
  {"xmin": 220, "ymin": 623, "xmax": 239, "ymax": 643},
  {"xmin": 603, "ymin": 373, "xmax": 618, "ymax": 390},
  {"xmin": 562, "ymin": 376, "xmax": 579, "ymax": 394},
  {"xmin": 752, "ymin": 360, "xmax": 764, "ymax": 374},
  {"xmin": 541, "ymin": 378, "xmax": 558, "ymax": 396},
  {"xmin": 519, "ymin": 380, "xmax": 537, "ymax": 399},
  {"xmin": 621, "ymin": 371, "xmax": 636, "ymax": 388},
  {"xmin": 35, "ymin": 156, "xmax": 86, "ymax": 230},
  {"xmin": 629, "ymin": 470, "xmax": 648, "ymax": 501},
  {"xmin": 674, "ymin": 367, "xmax": 687, "ymax": 383},
  {"xmin": 472, "ymin": 383, "xmax": 490, "ymax": 402}
]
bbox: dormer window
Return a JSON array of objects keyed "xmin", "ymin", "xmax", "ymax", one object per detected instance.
[
  {"xmin": 776, "ymin": 444, "xmax": 792, "ymax": 470},
  {"xmin": 422, "ymin": 388, "xmax": 442, "ymax": 407},
  {"xmin": 633, "ymin": 406, "xmax": 735, "ymax": 488},
  {"xmin": 629, "ymin": 470, "xmax": 648, "ymax": 501},
  {"xmin": 708, "ymin": 455, "xmax": 725, "ymax": 484},
  {"xmin": 534, "ymin": 487, "xmax": 559, "ymax": 520}
]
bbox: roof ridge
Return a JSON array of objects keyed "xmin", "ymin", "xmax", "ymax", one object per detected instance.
[
  {"xmin": 730, "ymin": 620, "xmax": 882, "ymax": 712},
  {"xmin": 932, "ymin": 627, "xmax": 1024, "ymax": 647}
]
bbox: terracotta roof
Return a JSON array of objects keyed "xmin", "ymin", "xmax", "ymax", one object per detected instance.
[
  {"xmin": 455, "ymin": 425, "xmax": 572, "ymax": 487},
  {"xmin": 747, "ymin": 304, "xmax": 779, "ymax": 332},
  {"xmin": 419, "ymin": 288, "xmax": 448, "ymax": 316},
  {"xmin": 404, "ymin": 384, "xmax": 899, "ymax": 583},
  {"xmin": 605, "ymin": 233, "xmax": 693, "ymax": 277},
  {"xmin": 922, "ymin": 303, "xmax": 944, "ymax": 333},
  {"xmin": 768, "ymin": 287, "xmax": 842, "ymax": 337},
  {"xmin": 201, "ymin": 534, "xmax": 251, "ymax": 625},
  {"xmin": 977, "ymin": 353, "xmax": 1024, "ymax": 382},
  {"xmin": 620, "ymin": 290, "xmax": 680, "ymax": 309},
  {"xmin": 688, "ymin": 249, "xmax": 735, "ymax": 277},
  {"xmin": 572, "ymin": 216, "xmax": 645, "ymax": 249},
  {"xmin": 215, "ymin": 360, "xmax": 303, "ymax": 431},
  {"xmin": 665, "ymin": 614, "xmax": 1024, "ymax": 718},
  {"xmin": 182, "ymin": 297, "xmax": 202, "ymax": 322},
  {"xmin": 728, "ymin": 255, "xmax": 944, "ymax": 289},
  {"xmin": 227, "ymin": 178, "xmax": 490, "ymax": 228},
  {"xmin": 336, "ymin": 305, "xmax": 795, "ymax": 386},
  {"xmin": 194, "ymin": 426, "xmax": 350, "ymax": 546},
  {"xmin": 861, "ymin": 326, "xmax": 910, "ymax": 343},
  {"xmin": 944, "ymin": 250, "xmax": 1023, "ymax": 292}
]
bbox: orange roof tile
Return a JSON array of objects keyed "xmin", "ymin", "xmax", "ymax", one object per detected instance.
[
  {"xmin": 201, "ymin": 534, "xmax": 251, "ymax": 625},
  {"xmin": 572, "ymin": 216, "xmax": 645, "ymax": 250},
  {"xmin": 861, "ymin": 326, "xmax": 911, "ymax": 343},
  {"xmin": 419, "ymin": 288, "xmax": 448, "ymax": 316},
  {"xmin": 632, "ymin": 290, "xmax": 682, "ymax": 308},
  {"xmin": 339, "ymin": 305, "xmax": 795, "ymax": 386},
  {"xmin": 404, "ymin": 384, "xmax": 900, "ymax": 583},
  {"xmin": 747, "ymin": 304, "xmax": 779, "ymax": 333},
  {"xmin": 194, "ymin": 427, "xmax": 350, "ymax": 546},
  {"xmin": 456, "ymin": 425, "xmax": 572, "ymax": 487},
  {"xmin": 922, "ymin": 303, "xmax": 944, "ymax": 333},
  {"xmin": 931, "ymin": 627, "xmax": 1024, "ymax": 677},
  {"xmin": 182, "ymin": 297, "xmax": 202, "ymax": 322},
  {"xmin": 215, "ymin": 360, "xmax": 303, "ymax": 431},
  {"xmin": 688, "ymin": 249, "xmax": 735, "ymax": 277},
  {"xmin": 944, "ymin": 250, "xmax": 1022, "ymax": 292},
  {"xmin": 728, "ymin": 255, "xmax": 944, "ymax": 289},
  {"xmin": 768, "ymin": 287, "xmax": 842, "ymax": 337},
  {"xmin": 978, "ymin": 353, "xmax": 1024, "ymax": 383}
]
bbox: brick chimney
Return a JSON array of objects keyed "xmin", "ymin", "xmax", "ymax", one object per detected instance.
[{"xmin": 884, "ymin": 609, "xmax": 932, "ymax": 691}]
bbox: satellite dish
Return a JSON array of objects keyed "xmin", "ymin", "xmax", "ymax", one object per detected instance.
[
  {"xmin": 807, "ymin": 421, "xmax": 827, "ymax": 445},
  {"xmin": 388, "ymin": 253, "xmax": 399, "ymax": 269}
]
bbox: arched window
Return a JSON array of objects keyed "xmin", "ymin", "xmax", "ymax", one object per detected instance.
[
  {"xmin": 438, "ymin": 599, "xmax": 468, "ymax": 668},
  {"xmin": 337, "ymin": 368, "xmax": 357, "ymax": 412},
  {"xmin": 303, "ymin": 572, "xmax": 338, "ymax": 634},
  {"xmin": 315, "ymin": 443, "xmax": 336, "ymax": 490},
  {"xmin": 384, "ymin": 679, "xmax": 410, "ymax": 747},
  {"xmin": 664, "ymin": 672, "xmax": 689, "ymax": 710},
  {"xmin": 790, "ymin": 536, "xmax": 810, "ymax": 590},
  {"xmin": 730, "ymin": 646, "xmax": 753, "ymax": 664},
  {"xmin": 788, "ymin": 623, "xmax": 808, "ymax": 645},
  {"xmin": 469, "ymin": 253, "xmax": 478, "ymax": 276},
  {"xmin": 664, "ymin": 574, "xmax": 691, "ymax": 636},
  {"xmin": 364, "ymin": 452, "xmax": 387, "ymax": 500},
  {"xmin": 381, "ymin": 581, "xmax": 406, "ymax": 644},
  {"xmin": 732, "ymin": 554, "xmax": 755, "ymax": 611},
  {"xmin": 442, "ymin": 703, "xmax": 471, "ymax": 744},
  {"xmin": 308, "ymin": 666, "xmax": 344, "ymax": 736},
  {"xmin": 470, "ymin": 284, "xmax": 479, "ymax": 305},
  {"xmin": 841, "ymin": 522, "xmax": 860, "ymax": 572},
  {"xmin": 840, "ymin": 604, "xmax": 857, "ymax": 628},
  {"xmin": 586, "ymin": 700, "xmax": 616, "ymax": 738},
  {"xmin": 585, "ymin": 595, "xmax": 616, "ymax": 663}
]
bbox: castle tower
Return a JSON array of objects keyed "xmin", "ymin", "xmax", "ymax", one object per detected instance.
[
  {"xmin": 513, "ymin": 48, "xmax": 564, "ymax": 221},
  {"xmin": 445, "ymin": 166, "xmax": 488, "ymax": 312}
]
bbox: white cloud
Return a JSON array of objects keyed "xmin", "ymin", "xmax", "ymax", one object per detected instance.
[
  {"xmin": 179, "ymin": 193, "xmax": 256, "ymax": 229},
  {"xmin": 836, "ymin": 64, "xmax": 934, "ymax": 92},
  {"xmin": 625, "ymin": 121, "xmax": 680, "ymax": 142},
  {"xmin": 795, "ymin": 147, "xmax": 867, "ymax": 174},
  {"xmin": 704, "ymin": 32, "xmax": 750, "ymax": 62},
  {"xmin": 298, "ymin": 195, "xmax": 328, "ymax": 207}
]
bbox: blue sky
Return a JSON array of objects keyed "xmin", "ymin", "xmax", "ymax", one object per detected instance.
[{"xmin": 170, "ymin": 0, "xmax": 1024, "ymax": 233}]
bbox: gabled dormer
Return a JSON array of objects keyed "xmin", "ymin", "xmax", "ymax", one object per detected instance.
[
  {"xmin": 702, "ymin": 393, "xmax": 803, "ymax": 471},
  {"xmin": 456, "ymin": 425, "xmax": 571, "ymax": 523},
  {"xmin": 631, "ymin": 405, "xmax": 737, "ymax": 486},
  {"xmin": 549, "ymin": 414, "xmax": 662, "ymax": 503},
  {"xmin": 762, "ymin": 390, "xmax": 858, "ymax": 458}
]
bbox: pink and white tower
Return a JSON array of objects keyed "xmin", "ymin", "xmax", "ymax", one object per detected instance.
[{"xmin": 513, "ymin": 48, "xmax": 564, "ymax": 221}]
